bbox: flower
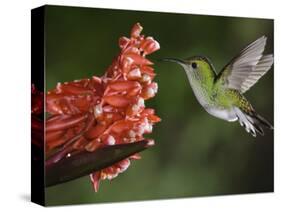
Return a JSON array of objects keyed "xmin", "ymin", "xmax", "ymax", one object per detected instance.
[
  {"xmin": 31, "ymin": 84, "xmax": 44, "ymax": 149},
  {"xmin": 46, "ymin": 23, "xmax": 160, "ymax": 191},
  {"xmin": 31, "ymin": 84, "xmax": 43, "ymax": 115}
]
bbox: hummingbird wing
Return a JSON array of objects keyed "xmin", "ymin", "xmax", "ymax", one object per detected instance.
[{"xmin": 216, "ymin": 36, "xmax": 273, "ymax": 93}]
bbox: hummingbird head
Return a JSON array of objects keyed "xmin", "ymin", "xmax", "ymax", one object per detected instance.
[{"xmin": 161, "ymin": 56, "xmax": 216, "ymax": 83}]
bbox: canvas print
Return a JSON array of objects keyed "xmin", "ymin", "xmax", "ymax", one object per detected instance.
[{"xmin": 31, "ymin": 5, "xmax": 274, "ymax": 206}]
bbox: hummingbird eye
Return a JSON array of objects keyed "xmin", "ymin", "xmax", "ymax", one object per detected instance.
[{"xmin": 191, "ymin": 62, "xmax": 197, "ymax": 69}]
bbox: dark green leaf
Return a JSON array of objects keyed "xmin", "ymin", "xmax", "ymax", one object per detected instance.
[{"xmin": 45, "ymin": 140, "xmax": 151, "ymax": 187}]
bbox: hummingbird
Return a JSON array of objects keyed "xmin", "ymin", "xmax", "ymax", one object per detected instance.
[{"xmin": 164, "ymin": 36, "xmax": 273, "ymax": 136}]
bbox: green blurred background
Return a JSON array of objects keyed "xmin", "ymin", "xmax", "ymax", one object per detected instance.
[{"xmin": 45, "ymin": 5, "xmax": 274, "ymax": 205}]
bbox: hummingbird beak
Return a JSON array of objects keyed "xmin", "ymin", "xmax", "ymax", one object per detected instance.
[{"xmin": 160, "ymin": 58, "xmax": 186, "ymax": 67}]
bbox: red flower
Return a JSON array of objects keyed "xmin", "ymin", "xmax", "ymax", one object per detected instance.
[
  {"xmin": 46, "ymin": 23, "xmax": 160, "ymax": 191},
  {"xmin": 31, "ymin": 84, "xmax": 43, "ymax": 115},
  {"xmin": 31, "ymin": 84, "xmax": 44, "ymax": 149}
]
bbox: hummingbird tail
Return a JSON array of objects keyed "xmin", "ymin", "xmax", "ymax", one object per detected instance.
[
  {"xmin": 234, "ymin": 107, "xmax": 273, "ymax": 137},
  {"xmin": 252, "ymin": 113, "xmax": 274, "ymax": 130}
]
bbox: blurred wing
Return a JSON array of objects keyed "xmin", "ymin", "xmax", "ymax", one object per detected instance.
[{"xmin": 216, "ymin": 36, "xmax": 273, "ymax": 93}]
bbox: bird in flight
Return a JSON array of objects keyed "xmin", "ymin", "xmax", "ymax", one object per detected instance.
[{"xmin": 164, "ymin": 36, "xmax": 273, "ymax": 136}]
